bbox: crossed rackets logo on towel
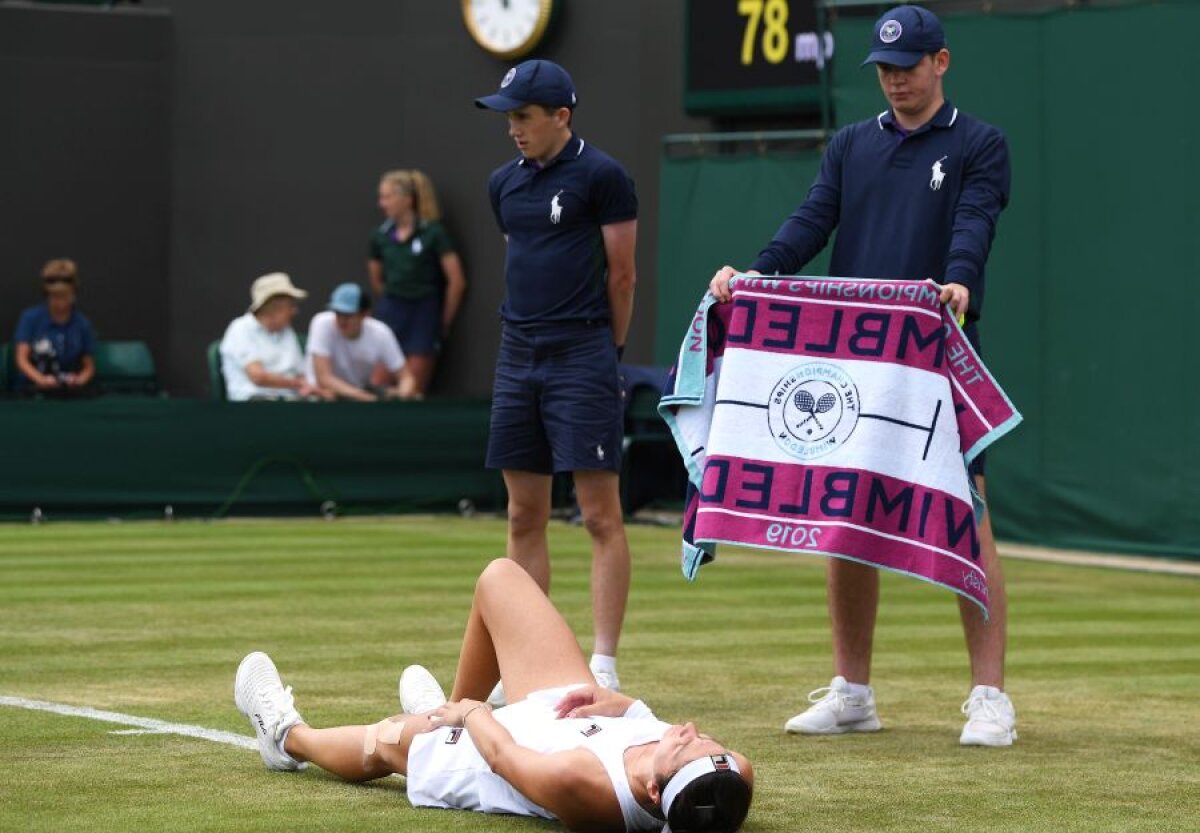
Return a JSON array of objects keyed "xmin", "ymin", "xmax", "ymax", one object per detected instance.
[{"xmin": 792, "ymin": 390, "xmax": 837, "ymax": 432}]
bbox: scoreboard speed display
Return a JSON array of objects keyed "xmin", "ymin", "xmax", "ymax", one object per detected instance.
[{"xmin": 685, "ymin": 0, "xmax": 835, "ymax": 115}]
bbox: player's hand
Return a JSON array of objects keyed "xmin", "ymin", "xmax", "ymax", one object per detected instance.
[
  {"xmin": 709, "ymin": 267, "xmax": 761, "ymax": 303},
  {"xmin": 554, "ymin": 685, "xmax": 635, "ymax": 719},
  {"xmin": 939, "ymin": 282, "xmax": 970, "ymax": 320},
  {"xmin": 709, "ymin": 266, "xmax": 737, "ymax": 303},
  {"xmin": 429, "ymin": 698, "xmax": 489, "ymax": 727}
]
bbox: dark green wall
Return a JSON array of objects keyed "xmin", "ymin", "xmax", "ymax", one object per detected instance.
[{"xmin": 656, "ymin": 1, "xmax": 1200, "ymax": 558}]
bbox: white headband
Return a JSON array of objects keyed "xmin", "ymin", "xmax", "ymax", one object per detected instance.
[{"xmin": 661, "ymin": 754, "xmax": 742, "ymax": 832}]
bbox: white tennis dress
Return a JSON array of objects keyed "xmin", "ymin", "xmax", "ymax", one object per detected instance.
[{"xmin": 406, "ymin": 685, "xmax": 669, "ymax": 832}]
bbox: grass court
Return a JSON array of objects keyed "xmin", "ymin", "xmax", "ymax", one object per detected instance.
[{"xmin": 2, "ymin": 516, "xmax": 1197, "ymax": 832}]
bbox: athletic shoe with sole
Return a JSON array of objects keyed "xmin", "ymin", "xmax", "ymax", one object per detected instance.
[
  {"xmin": 784, "ymin": 675, "xmax": 882, "ymax": 734},
  {"xmin": 590, "ymin": 666, "xmax": 621, "ymax": 692},
  {"xmin": 960, "ymin": 685, "xmax": 1017, "ymax": 746},
  {"xmin": 398, "ymin": 665, "xmax": 447, "ymax": 715},
  {"xmin": 234, "ymin": 651, "xmax": 305, "ymax": 771}
]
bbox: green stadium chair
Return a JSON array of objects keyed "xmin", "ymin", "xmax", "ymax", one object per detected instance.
[
  {"xmin": 620, "ymin": 384, "xmax": 684, "ymax": 514},
  {"xmin": 207, "ymin": 340, "xmax": 227, "ymax": 401},
  {"xmin": 93, "ymin": 340, "xmax": 160, "ymax": 396}
]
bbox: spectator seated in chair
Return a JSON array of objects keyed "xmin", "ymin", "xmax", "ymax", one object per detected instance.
[
  {"xmin": 220, "ymin": 272, "xmax": 332, "ymax": 402},
  {"xmin": 12, "ymin": 258, "xmax": 96, "ymax": 398},
  {"xmin": 305, "ymin": 283, "xmax": 417, "ymax": 401}
]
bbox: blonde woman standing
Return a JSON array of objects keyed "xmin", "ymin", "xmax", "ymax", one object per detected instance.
[{"xmin": 368, "ymin": 169, "xmax": 467, "ymax": 397}]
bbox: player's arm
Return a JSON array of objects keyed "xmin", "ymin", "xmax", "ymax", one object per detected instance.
[
  {"xmin": 439, "ymin": 252, "xmax": 467, "ymax": 335},
  {"xmin": 602, "ymin": 219, "xmax": 637, "ymax": 354},
  {"xmin": 243, "ymin": 361, "xmax": 304, "ymax": 391},
  {"xmin": 14, "ymin": 342, "xmax": 57, "ymax": 388},
  {"xmin": 435, "ymin": 700, "xmax": 621, "ymax": 832},
  {"xmin": 71, "ymin": 353, "xmax": 95, "ymax": 386},
  {"xmin": 553, "ymin": 685, "xmax": 638, "ymax": 719},
  {"xmin": 367, "ymin": 259, "xmax": 385, "ymax": 296},
  {"xmin": 749, "ymin": 126, "xmax": 848, "ymax": 277},
  {"xmin": 943, "ymin": 128, "xmax": 1011, "ymax": 319},
  {"xmin": 312, "ymin": 353, "xmax": 375, "ymax": 402}
]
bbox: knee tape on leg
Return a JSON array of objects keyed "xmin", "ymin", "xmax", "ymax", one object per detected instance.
[{"xmin": 363, "ymin": 718, "xmax": 406, "ymax": 757}]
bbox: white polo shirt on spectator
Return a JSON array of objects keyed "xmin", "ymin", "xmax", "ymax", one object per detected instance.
[
  {"xmin": 220, "ymin": 312, "xmax": 305, "ymax": 401},
  {"xmin": 304, "ymin": 310, "xmax": 405, "ymax": 388}
]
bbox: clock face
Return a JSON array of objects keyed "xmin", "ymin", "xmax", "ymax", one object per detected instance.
[{"xmin": 462, "ymin": 0, "xmax": 555, "ymax": 60}]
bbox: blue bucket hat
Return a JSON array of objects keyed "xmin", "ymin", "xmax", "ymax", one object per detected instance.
[
  {"xmin": 328, "ymin": 283, "xmax": 370, "ymax": 315},
  {"xmin": 862, "ymin": 5, "xmax": 946, "ymax": 68},
  {"xmin": 475, "ymin": 59, "xmax": 577, "ymax": 112}
]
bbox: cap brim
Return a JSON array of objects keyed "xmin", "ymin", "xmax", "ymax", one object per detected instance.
[
  {"xmin": 861, "ymin": 49, "xmax": 926, "ymax": 68},
  {"xmin": 474, "ymin": 93, "xmax": 528, "ymax": 112}
]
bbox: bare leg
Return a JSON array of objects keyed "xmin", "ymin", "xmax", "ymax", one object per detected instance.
[
  {"xmin": 958, "ymin": 475, "xmax": 1006, "ymax": 688},
  {"xmin": 449, "ymin": 558, "xmax": 593, "ymax": 703},
  {"xmin": 404, "ymin": 353, "xmax": 436, "ymax": 397},
  {"xmin": 502, "ymin": 470, "xmax": 553, "ymax": 592},
  {"xmin": 572, "ymin": 470, "xmax": 630, "ymax": 658},
  {"xmin": 284, "ymin": 713, "xmax": 440, "ymax": 781},
  {"xmin": 827, "ymin": 558, "xmax": 879, "ymax": 684}
]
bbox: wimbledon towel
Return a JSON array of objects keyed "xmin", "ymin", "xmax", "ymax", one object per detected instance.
[{"xmin": 659, "ymin": 276, "xmax": 1022, "ymax": 615}]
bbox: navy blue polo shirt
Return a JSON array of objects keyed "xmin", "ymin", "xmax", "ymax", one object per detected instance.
[
  {"xmin": 751, "ymin": 100, "xmax": 1010, "ymax": 322},
  {"xmin": 12, "ymin": 303, "xmax": 95, "ymax": 389},
  {"xmin": 488, "ymin": 133, "xmax": 637, "ymax": 324}
]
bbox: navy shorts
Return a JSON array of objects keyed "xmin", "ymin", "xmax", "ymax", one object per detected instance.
[
  {"xmin": 374, "ymin": 294, "xmax": 441, "ymax": 355},
  {"xmin": 486, "ymin": 321, "xmax": 623, "ymax": 475}
]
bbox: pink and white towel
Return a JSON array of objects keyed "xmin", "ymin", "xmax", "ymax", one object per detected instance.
[{"xmin": 659, "ymin": 276, "xmax": 1021, "ymax": 615}]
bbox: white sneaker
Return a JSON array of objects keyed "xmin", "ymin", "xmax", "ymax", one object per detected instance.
[
  {"xmin": 399, "ymin": 665, "xmax": 447, "ymax": 714},
  {"xmin": 960, "ymin": 685, "xmax": 1017, "ymax": 746},
  {"xmin": 487, "ymin": 681, "xmax": 507, "ymax": 708},
  {"xmin": 590, "ymin": 666, "xmax": 621, "ymax": 692},
  {"xmin": 784, "ymin": 675, "xmax": 882, "ymax": 734},
  {"xmin": 234, "ymin": 652, "xmax": 305, "ymax": 771}
]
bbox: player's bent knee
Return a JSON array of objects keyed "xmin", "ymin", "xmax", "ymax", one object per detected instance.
[{"xmin": 477, "ymin": 557, "xmax": 525, "ymax": 593}]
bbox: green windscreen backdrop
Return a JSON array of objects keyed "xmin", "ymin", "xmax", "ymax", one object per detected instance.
[
  {"xmin": 656, "ymin": 1, "xmax": 1200, "ymax": 559},
  {"xmin": 656, "ymin": 149, "xmax": 831, "ymax": 361}
]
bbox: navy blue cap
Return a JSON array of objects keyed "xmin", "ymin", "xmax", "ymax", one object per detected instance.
[
  {"xmin": 328, "ymin": 282, "xmax": 370, "ymax": 314},
  {"xmin": 862, "ymin": 5, "xmax": 946, "ymax": 68},
  {"xmin": 475, "ymin": 59, "xmax": 577, "ymax": 112}
]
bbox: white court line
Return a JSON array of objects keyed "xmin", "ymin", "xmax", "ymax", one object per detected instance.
[{"xmin": 0, "ymin": 695, "xmax": 256, "ymax": 750}]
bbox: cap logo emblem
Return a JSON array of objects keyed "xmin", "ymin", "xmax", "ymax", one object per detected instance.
[
  {"xmin": 500, "ymin": 68, "xmax": 516, "ymax": 88},
  {"xmin": 880, "ymin": 20, "xmax": 902, "ymax": 43}
]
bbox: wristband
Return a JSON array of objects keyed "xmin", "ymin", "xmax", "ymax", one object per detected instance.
[{"xmin": 462, "ymin": 703, "xmax": 491, "ymax": 727}]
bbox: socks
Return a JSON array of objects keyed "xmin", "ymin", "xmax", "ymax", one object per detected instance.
[{"xmin": 589, "ymin": 653, "xmax": 616, "ymax": 674}]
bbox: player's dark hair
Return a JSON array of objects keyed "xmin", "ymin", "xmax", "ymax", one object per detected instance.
[
  {"xmin": 663, "ymin": 770, "xmax": 752, "ymax": 833},
  {"xmin": 538, "ymin": 103, "xmax": 573, "ymax": 126}
]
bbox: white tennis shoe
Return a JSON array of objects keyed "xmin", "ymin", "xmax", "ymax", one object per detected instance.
[
  {"xmin": 959, "ymin": 685, "xmax": 1017, "ymax": 746},
  {"xmin": 398, "ymin": 665, "xmax": 447, "ymax": 715},
  {"xmin": 234, "ymin": 651, "xmax": 305, "ymax": 771},
  {"xmin": 784, "ymin": 675, "xmax": 882, "ymax": 734}
]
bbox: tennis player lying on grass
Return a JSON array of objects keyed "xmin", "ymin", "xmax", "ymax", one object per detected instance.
[{"xmin": 234, "ymin": 558, "xmax": 753, "ymax": 833}]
